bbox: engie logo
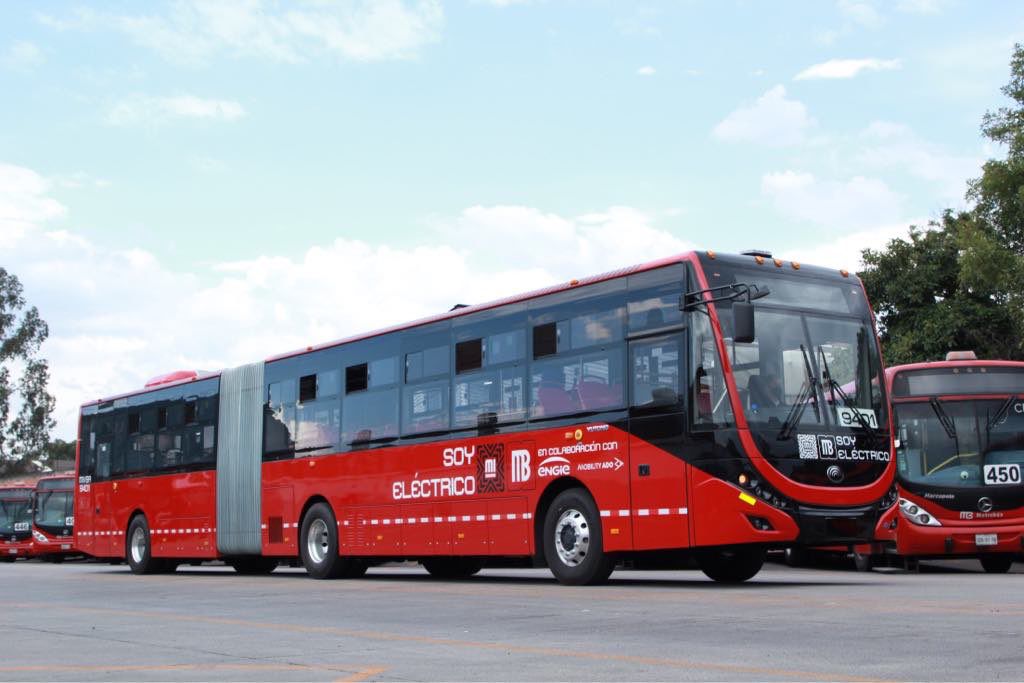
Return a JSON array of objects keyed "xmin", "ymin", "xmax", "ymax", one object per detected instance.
[
  {"xmin": 511, "ymin": 449, "xmax": 531, "ymax": 484},
  {"xmin": 538, "ymin": 456, "xmax": 571, "ymax": 478}
]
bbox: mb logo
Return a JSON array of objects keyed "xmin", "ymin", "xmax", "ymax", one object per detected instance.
[
  {"xmin": 817, "ymin": 435, "xmax": 838, "ymax": 460},
  {"xmin": 512, "ymin": 449, "xmax": 531, "ymax": 484}
]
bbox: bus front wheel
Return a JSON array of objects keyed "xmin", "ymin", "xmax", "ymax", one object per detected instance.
[
  {"xmin": 980, "ymin": 554, "xmax": 1015, "ymax": 574},
  {"xmin": 543, "ymin": 488, "xmax": 615, "ymax": 585},
  {"xmin": 697, "ymin": 546, "xmax": 765, "ymax": 583}
]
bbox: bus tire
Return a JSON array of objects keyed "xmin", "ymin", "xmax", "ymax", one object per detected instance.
[
  {"xmin": 697, "ymin": 546, "xmax": 765, "ymax": 583},
  {"xmin": 422, "ymin": 557, "xmax": 483, "ymax": 579},
  {"xmin": 229, "ymin": 557, "xmax": 279, "ymax": 575},
  {"xmin": 543, "ymin": 488, "xmax": 614, "ymax": 585},
  {"xmin": 126, "ymin": 515, "xmax": 163, "ymax": 575},
  {"xmin": 300, "ymin": 502, "xmax": 358, "ymax": 579},
  {"xmin": 980, "ymin": 554, "xmax": 1015, "ymax": 574}
]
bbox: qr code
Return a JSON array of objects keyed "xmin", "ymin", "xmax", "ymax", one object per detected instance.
[{"xmin": 797, "ymin": 434, "xmax": 819, "ymax": 459}]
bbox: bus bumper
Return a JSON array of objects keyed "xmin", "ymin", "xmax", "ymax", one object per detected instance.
[
  {"xmin": 1, "ymin": 539, "xmax": 34, "ymax": 559},
  {"xmin": 794, "ymin": 503, "xmax": 882, "ymax": 545},
  {"xmin": 896, "ymin": 520, "xmax": 1024, "ymax": 557}
]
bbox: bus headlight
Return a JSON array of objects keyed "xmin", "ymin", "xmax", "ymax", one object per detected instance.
[
  {"xmin": 32, "ymin": 530, "xmax": 47, "ymax": 543},
  {"xmin": 898, "ymin": 498, "xmax": 941, "ymax": 526}
]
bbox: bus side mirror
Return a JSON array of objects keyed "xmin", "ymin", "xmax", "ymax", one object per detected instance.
[{"xmin": 733, "ymin": 302, "xmax": 756, "ymax": 344}]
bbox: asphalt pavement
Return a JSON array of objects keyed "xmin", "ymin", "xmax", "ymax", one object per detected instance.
[{"xmin": 0, "ymin": 557, "xmax": 1021, "ymax": 681}]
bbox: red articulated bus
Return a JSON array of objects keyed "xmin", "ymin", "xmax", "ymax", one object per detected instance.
[
  {"xmin": 876, "ymin": 352, "xmax": 1024, "ymax": 572},
  {"xmin": 1, "ymin": 484, "xmax": 35, "ymax": 561},
  {"xmin": 75, "ymin": 251, "xmax": 896, "ymax": 584},
  {"xmin": 31, "ymin": 475, "xmax": 76, "ymax": 561}
]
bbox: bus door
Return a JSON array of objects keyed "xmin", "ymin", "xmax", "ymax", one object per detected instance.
[
  {"xmin": 628, "ymin": 333, "xmax": 690, "ymax": 550},
  {"xmin": 85, "ymin": 415, "xmax": 117, "ymax": 557}
]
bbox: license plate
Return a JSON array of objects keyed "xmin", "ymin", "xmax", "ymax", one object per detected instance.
[
  {"xmin": 7, "ymin": 549, "xmax": 16, "ymax": 555},
  {"xmin": 61, "ymin": 544, "xmax": 71, "ymax": 550},
  {"xmin": 976, "ymin": 533, "xmax": 998, "ymax": 546}
]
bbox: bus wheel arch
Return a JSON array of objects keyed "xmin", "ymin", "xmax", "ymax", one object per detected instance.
[{"xmin": 125, "ymin": 512, "xmax": 172, "ymax": 575}]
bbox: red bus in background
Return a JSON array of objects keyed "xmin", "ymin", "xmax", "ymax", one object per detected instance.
[
  {"xmin": 1, "ymin": 484, "xmax": 34, "ymax": 561},
  {"xmin": 31, "ymin": 475, "xmax": 75, "ymax": 561},
  {"xmin": 75, "ymin": 251, "xmax": 896, "ymax": 584},
  {"xmin": 874, "ymin": 353, "xmax": 1024, "ymax": 573}
]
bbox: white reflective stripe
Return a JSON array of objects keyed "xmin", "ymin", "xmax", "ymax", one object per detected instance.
[
  {"xmin": 420, "ymin": 517, "xmax": 430, "ymax": 523},
  {"xmin": 524, "ymin": 512, "xmax": 532, "ymax": 520},
  {"xmin": 407, "ymin": 518, "xmax": 416, "ymax": 524},
  {"xmin": 382, "ymin": 519, "xmax": 391, "ymax": 525},
  {"xmin": 637, "ymin": 509, "xmax": 650, "ymax": 517},
  {"xmin": 600, "ymin": 510, "xmax": 611, "ymax": 517},
  {"xmin": 657, "ymin": 508, "xmax": 670, "ymax": 516},
  {"xmin": 447, "ymin": 516, "xmax": 457, "ymax": 522},
  {"xmin": 679, "ymin": 507, "xmax": 688, "ymax": 515},
  {"xmin": 343, "ymin": 520, "xmax": 350, "ymax": 526},
  {"xmin": 618, "ymin": 509, "xmax": 630, "ymax": 517},
  {"xmin": 434, "ymin": 517, "xmax": 443, "ymax": 523},
  {"xmin": 491, "ymin": 514, "xmax": 502, "ymax": 521},
  {"xmin": 393, "ymin": 518, "xmax": 403, "ymax": 525},
  {"xmin": 504, "ymin": 513, "xmax": 514, "ymax": 520},
  {"xmin": 371, "ymin": 520, "xmax": 379, "ymax": 525},
  {"xmin": 475, "ymin": 515, "xmax": 486, "ymax": 521}
]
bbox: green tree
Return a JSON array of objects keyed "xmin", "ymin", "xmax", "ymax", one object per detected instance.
[
  {"xmin": 0, "ymin": 267, "xmax": 55, "ymax": 476},
  {"xmin": 860, "ymin": 212, "xmax": 1022, "ymax": 364}
]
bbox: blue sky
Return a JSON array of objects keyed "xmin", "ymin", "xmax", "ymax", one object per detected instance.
[{"xmin": 1, "ymin": 0, "xmax": 1021, "ymax": 436}]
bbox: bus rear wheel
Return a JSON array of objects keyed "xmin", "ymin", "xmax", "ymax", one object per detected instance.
[
  {"xmin": 422, "ymin": 557, "xmax": 483, "ymax": 579},
  {"xmin": 126, "ymin": 516, "xmax": 169, "ymax": 575},
  {"xmin": 980, "ymin": 554, "xmax": 1015, "ymax": 574},
  {"xmin": 230, "ymin": 557, "xmax": 279, "ymax": 575},
  {"xmin": 300, "ymin": 502, "xmax": 364, "ymax": 579},
  {"xmin": 697, "ymin": 546, "xmax": 765, "ymax": 583},
  {"xmin": 543, "ymin": 488, "xmax": 615, "ymax": 585}
]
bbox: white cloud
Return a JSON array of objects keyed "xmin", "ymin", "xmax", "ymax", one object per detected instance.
[
  {"xmin": 856, "ymin": 121, "xmax": 982, "ymax": 202},
  {"xmin": 761, "ymin": 170, "xmax": 906, "ymax": 231},
  {"xmin": 107, "ymin": 94, "xmax": 246, "ymax": 126},
  {"xmin": 795, "ymin": 58, "xmax": 901, "ymax": 80},
  {"xmin": 2, "ymin": 40, "xmax": 43, "ymax": 70},
  {"xmin": 713, "ymin": 86, "xmax": 815, "ymax": 147},
  {"xmin": 4, "ymin": 169, "xmax": 694, "ymax": 438},
  {"xmin": 837, "ymin": 0, "xmax": 883, "ymax": 29},
  {"xmin": 0, "ymin": 164, "xmax": 66, "ymax": 248},
  {"xmin": 896, "ymin": 0, "xmax": 947, "ymax": 14},
  {"xmin": 45, "ymin": 0, "xmax": 444, "ymax": 66},
  {"xmin": 637, "ymin": 65, "xmax": 655, "ymax": 76},
  {"xmin": 780, "ymin": 220, "xmax": 923, "ymax": 271}
]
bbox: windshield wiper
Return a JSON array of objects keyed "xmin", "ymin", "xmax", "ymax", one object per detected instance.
[
  {"xmin": 986, "ymin": 395, "xmax": 1017, "ymax": 431},
  {"xmin": 929, "ymin": 397, "xmax": 958, "ymax": 441},
  {"xmin": 818, "ymin": 346, "xmax": 875, "ymax": 432},
  {"xmin": 778, "ymin": 344, "xmax": 821, "ymax": 440}
]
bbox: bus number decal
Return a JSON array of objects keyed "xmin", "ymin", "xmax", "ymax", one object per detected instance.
[{"xmin": 983, "ymin": 463, "xmax": 1021, "ymax": 486}]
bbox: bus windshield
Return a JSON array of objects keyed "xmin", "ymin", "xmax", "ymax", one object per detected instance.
[
  {"xmin": 895, "ymin": 398, "xmax": 1024, "ymax": 487},
  {"xmin": 0, "ymin": 492, "xmax": 32, "ymax": 535},
  {"xmin": 705, "ymin": 264, "xmax": 888, "ymax": 441},
  {"xmin": 34, "ymin": 489, "xmax": 73, "ymax": 530}
]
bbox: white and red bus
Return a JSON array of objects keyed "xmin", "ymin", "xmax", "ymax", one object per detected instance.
[
  {"xmin": 75, "ymin": 251, "xmax": 896, "ymax": 584},
  {"xmin": 31, "ymin": 474, "xmax": 75, "ymax": 561},
  {"xmin": 875, "ymin": 353, "xmax": 1024, "ymax": 572},
  {"xmin": 1, "ymin": 484, "xmax": 34, "ymax": 561}
]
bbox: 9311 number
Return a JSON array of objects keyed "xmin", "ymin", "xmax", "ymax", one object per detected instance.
[{"xmin": 983, "ymin": 463, "xmax": 1022, "ymax": 485}]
